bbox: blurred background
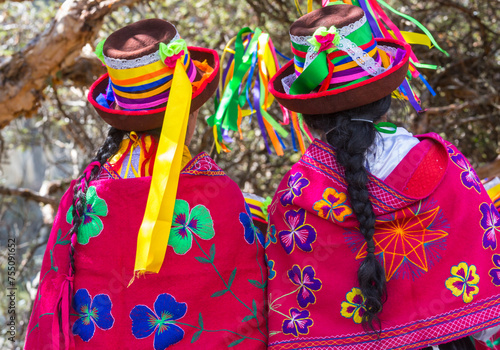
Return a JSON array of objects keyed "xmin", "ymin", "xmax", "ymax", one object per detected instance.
[{"xmin": 0, "ymin": 0, "xmax": 498, "ymax": 348}]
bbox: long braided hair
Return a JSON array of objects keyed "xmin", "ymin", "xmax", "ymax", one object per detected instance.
[
  {"xmin": 68, "ymin": 127, "xmax": 126, "ymax": 277},
  {"xmin": 303, "ymin": 95, "xmax": 391, "ymax": 332}
]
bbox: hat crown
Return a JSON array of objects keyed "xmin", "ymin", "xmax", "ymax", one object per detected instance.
[
  {"xmin": 290, "ymin": 5, "xmax": 364, "ymax": 37},
  {"xmin": 103, "ymin": 19, "xmax": 177, "ymax": 60}
]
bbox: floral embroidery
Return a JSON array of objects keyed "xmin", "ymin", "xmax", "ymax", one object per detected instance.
[
  {"xmin": 72, "ymin": 289, "xmax": 114, "ymax": 342},
  {"xmin": 340, "ymin": 287, "xmax": 366, "ymax": 324},
  {"xmin": 489, "ymin": 255, "xmax": 500, "ymax": 286},
  {"xmin": 168, "ymin": 200, "xmax": 215, "ymax": 255},
  {"xmin": 445, "ymin": 262, "xmax": 480, "ymax": 303},
  {"xmin": 288, "ymin": 265, "xmax": 322, "ymax": 308},
  {"xmin": 281, "ymin": 308, "xmax": 313, "ymax": 337},
  {"xmin": 480, "ymin": 202, "xmax": 500, "ymax": 250},
  {"xmin": 313, "ymin": 188, "xmax": 352, "ymax": 222},
  {"xmin": 266, "ymin": 254, "xmax": 276, "ymax": 280},
  {"xmin": 280, "ymin": 172, "xmax": 309, "ymax": 207},
  {"xmin": 345, "ymin": 199, "xmax": 448, "ymax": 281},
  {"xmin": 66, "ymin": 186, "xmax": 108, "ymax": 245},
  {"xmin": 450, "ymin": 153, "xmax": 481, "ymax": 193},
  {"xmin": 239, "ymin": 202, "xmax": 265, "ymax": 246},
  {"xmin": 130, "ymin": 293, "xmax": 187, "ymax": 350},
  {"xmin": 265, "ymin": 224, "xmax": 277, "ymax": 249},
  {"xmin": 279, "ymin": 208, "xmax": 317, "ymax": 254}
]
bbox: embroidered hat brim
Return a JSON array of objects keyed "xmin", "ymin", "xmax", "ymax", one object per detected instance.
[
  {"xmin": 269, "ymin": 4, "xmax": 411, "ymax": 115},
  {"xmin": 269, "ymin": 38, "xmax": 409, "ymax": 115}
]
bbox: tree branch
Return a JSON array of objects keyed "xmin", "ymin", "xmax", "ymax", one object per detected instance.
[
  {"xmin": 0, "ymin": 185, "xmax": 58, "ymax": 207},
  {"xmin": 0, "ymin": 0, "xmax": 142, "ymax": 128}
]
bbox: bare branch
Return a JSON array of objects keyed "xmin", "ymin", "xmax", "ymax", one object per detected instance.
[
  {"xmin": 0, "ymin": 0, "xmax": 142, "ymax": 128},
  {"xmin": 423, "ymin": 95, "xmax": 498, "ymax": 115},
  {"xmin": 0, "ymin": 185, "xmax": 58, "ymax": 207}
]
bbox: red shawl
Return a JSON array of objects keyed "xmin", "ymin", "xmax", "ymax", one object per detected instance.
[
  {"xmin": 25, "ymin": 152, "xmax": 267, "ymax": 349},
  {"xmin": 266, "ymin": 134, "xmax": 500, "ymax": 349}
]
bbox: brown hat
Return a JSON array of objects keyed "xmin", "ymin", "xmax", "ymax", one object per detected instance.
[
  {"xmin": 268, "ymin": 5, "xmax": 410, "ymax": 115},
  {"xmin": 88, "ymin": 18, "xmax": 220, "ymax": 131}
]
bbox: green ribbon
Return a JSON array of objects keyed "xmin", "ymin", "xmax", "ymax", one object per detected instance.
[
  {"xmin": 298, "ymin": 113, "xmax": 313, "ymax": 142},
  {"xmin": 374, "ymin": 121, "xmax": 397, "ymax": 134},
  {"xmin": 376, "ymin": 0, "xmax": 449, "ymax": 57},
  {"xmin": 289, "ymin": 19, "xmax": 374, "ymax": 95},
  {"xmin": 262, "ymin": 196, "xmax": 272, "ymax": 218},
  {"xmin": 410, "ymin": 57, "xmax": 439, "ymax": 70},
  {"xmin": 95, "ymin": 39, "xmax": 106, "ymax": 65},
  {"xmin": 158, "ymin": 39, "xmax": 188, "ymax": 62},
  {"xmin": 208, "ymin": 27, "xmax": 261, "ymax": 138},
  {"xmin": 290, "ymin": 51, "xmax": 329, "ymax": 95}
]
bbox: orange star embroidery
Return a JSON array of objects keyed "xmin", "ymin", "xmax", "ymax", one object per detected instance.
[{"xmin": 356, "ymin": 206, "xmax": 448, "ymax": 281}]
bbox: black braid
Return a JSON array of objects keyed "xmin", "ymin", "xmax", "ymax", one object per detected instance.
[
  {"xmin": 68, "ymin": 127, "xmax": 126, "ymax": 276},
  {"xmin": 303, "ymin": 95, "xmax": 391, "ymax": 333}
]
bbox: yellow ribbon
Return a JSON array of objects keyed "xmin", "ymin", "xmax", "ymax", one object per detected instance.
[{"xmin": 132, "ymin": 59, "xmax": 193, "ymax": 280}]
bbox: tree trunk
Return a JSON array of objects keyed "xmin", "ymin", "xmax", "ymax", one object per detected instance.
[{"xmin": 0, "ymin": 0, "xmax": 141, "ymax": 128}]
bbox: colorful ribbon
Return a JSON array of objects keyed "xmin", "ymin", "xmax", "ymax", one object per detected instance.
[
  {"xmin": 132, "ymin": 59, "xmax": 192, "ymax": 278},
  {"xmin": 210, "ymin": 27, "xmax": 292, "ymax": 155}
]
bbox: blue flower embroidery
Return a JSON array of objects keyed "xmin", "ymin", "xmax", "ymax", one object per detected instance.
[
  {"xmin": 265, "ymin": 224, "xmax": 277, "ymax": 249},
  {"xmin": 72, "ymin": 289, "xmax": 114, "ymax": 342},
  {"xmin": 239, "ymin": 202, "xmax": 265, "ymax": 246},
  {"xmin": 265, "ymin": 254, "xmax": 276, "ymax": 280},
  {"xmin": 130, "ymin": 293, "xmax": 187, "ymax": 350}
]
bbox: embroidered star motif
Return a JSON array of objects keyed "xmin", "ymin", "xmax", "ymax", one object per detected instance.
[{"xmin": 356, "ymin": 206, "xmax": 448, "ymax": 281}]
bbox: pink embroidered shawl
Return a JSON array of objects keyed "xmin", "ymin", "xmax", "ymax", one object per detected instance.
[
  {"xmin": 266, "ymin": 134, "xmax": 500, "ymax": 349},
  {"xmin": 25, "ymin": 152, "xmax": 267, "ymax": 349}
]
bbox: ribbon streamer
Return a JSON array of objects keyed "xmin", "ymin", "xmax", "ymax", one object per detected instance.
[
  {"xmin": 211, "ymin": 27, "xmax": 296, "ymax": 155},
  {"xmin": 133, "ymin": 59, "xmax": 192, "ymax": 278}
]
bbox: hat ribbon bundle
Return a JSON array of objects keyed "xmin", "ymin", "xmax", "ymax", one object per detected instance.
[
  {"xmin": 208, "ymin": 27, "xmax": 293, "ymax": 155},
  {"xmin": 95, "ymin": 33, "xmax": 197, "ymax": 111},
  {"xmin": 301, "ymin": 0, "xmax": 449, "ymax": 111},
  {"xmin": 284, "ymin": 13, "xmax": 398, "ymax": 96}
]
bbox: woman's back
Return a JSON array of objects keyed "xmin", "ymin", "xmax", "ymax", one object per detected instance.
[{"xmin": 266, "ymin": 133, "xmax": 500, "ymax": 349}]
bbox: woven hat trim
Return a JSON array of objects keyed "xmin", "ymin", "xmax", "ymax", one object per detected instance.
[
  {"xmin": 269, "ymin": 39, "xmax": 410, "ymax": 101},
  {"xmin": 88, "ymin": 46, "xmax": 219, "ymax": 117}
]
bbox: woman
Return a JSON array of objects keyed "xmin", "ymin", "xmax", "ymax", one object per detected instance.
[
  {"xmin": 266, "ymin": 4, "xmax": 500, "ymax": 349},
  {"xmin": 25, "ymin": 19, "xmax": 267, "ymax": 349}
]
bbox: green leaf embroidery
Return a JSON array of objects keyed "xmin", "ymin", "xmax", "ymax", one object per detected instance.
[
  {"xmin": 211, "ymin": 289, "xmax": 229, "ymax": 298},
  {"xmin": 248, "ymin": 279, "xmax": 261, "ymax": 288},
  {"xmin": 228, "ymin": 338, "xmax": 245, "ymax": 347},
  {"xmin": 227, "ymin": 268, "xmax": 237, "ymax": 288},
  {"xmin": 209, "ymin": 244, "xmax": 216, "ymax": 261},
  {"xmin": 242, "ymin": 315, "xmax": 255, "ymax": 322},
  {"xmin": 191, "ymin": 330, "xmax": 202, "ymax": 343},
  {"xmin": 195, "ymin": 256, "xmax": 211, "ymax": 264},
  {"xmin": 198, "ymin": 313, "xmax": 204, "ymax": 329}
]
